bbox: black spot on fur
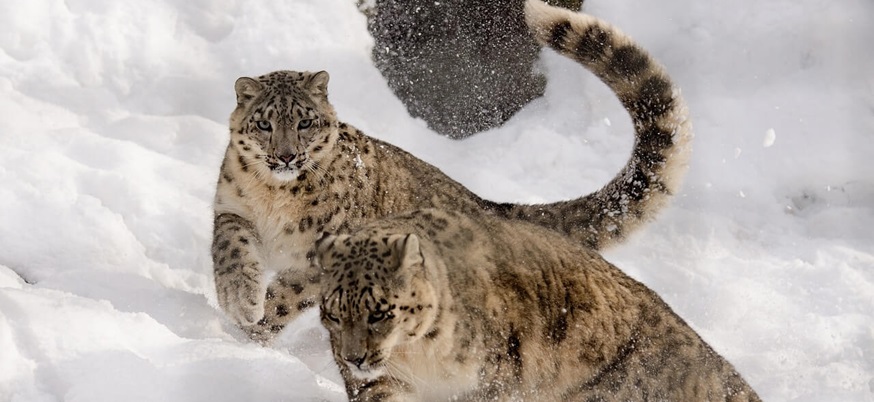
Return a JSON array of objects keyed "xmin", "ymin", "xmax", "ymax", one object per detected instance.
[
  {"xmin": 609, "ymin": 45, "xmax": 649, "ymax": 77},
  {"xmin": 576, "ymin": 24, "xmax": 612, "ymax": 62},
  {"xmin": 625, "ymin": 75, "xmax": 674, "ymax": 122},
  {"xmin": 507, "ymin": 329, "xmax": 523, "ymax": 380},
  {"xmin": 290, "ymin": 283, "xmax": 304, "ymax": 295},
  {"xmin": 582, "ymin": 336, "xmax": 638, "ymax": 388},
  {"xmin": 297, "ymin": 299, "xmax": 316, "ymax": 311},
  {"xmin": 636, "ymin": 125, "xmax": 674, "ymax": 158},
  {"xmin": 276, "ymin": 304, "xmax": 289, "ymax": 317},
  {"xmin": 547, "ymin": 292, "xmax": 571, "ymax": 345},
  {"xmin": 299, "ymin": 216, "xmax": 314, "ymax": 232},
  {"xmin": 549, "ymin": 21, "xmax": 572, "ymax": 49},
  {"xmin": 424, "ymin": 328, "xmax": 440, "ymax": 340}
]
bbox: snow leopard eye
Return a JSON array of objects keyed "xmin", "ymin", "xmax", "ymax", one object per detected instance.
[
  {"xmin": 323, "ymin": 311, "xmax": 340, "ymax": 324},
  {"xmin": 297, "ymin": 119, "xmax": 313, "ymax": 130},
  {"xmin": 255, "ymin": 120, "xmax": 272, "ymax": 131},
  {"xmin": 367, "ymin": 311, "xmax": 389, "ymax": 324}
]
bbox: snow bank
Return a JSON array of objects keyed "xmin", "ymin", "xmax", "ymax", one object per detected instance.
[{"xmin": 1, "ymin": 0, "xmax": 872, "ymax": 400}]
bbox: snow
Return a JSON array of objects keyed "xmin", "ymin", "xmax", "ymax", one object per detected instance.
[{"xmin": 1, "ymin": 0, "xmax": 872, "ymax": 400}]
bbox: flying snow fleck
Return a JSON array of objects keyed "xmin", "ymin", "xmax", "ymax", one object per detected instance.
[{"xmin": 763, "ymin": 128, "xmax": 776, "ymax": 147}]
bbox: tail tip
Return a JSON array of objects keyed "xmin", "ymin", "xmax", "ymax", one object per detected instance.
[{"xmin": 524, "ymin": 0, "xmax": 561, "ymax": 30}]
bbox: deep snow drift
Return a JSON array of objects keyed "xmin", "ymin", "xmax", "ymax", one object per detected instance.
[{"xmin": 1, "ymin": 0, "xmax": 872, "ymax": 401}]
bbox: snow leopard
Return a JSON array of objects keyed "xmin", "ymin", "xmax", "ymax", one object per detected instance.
[
  {"xmin": 315, "ymin": 208, "xmax": 760, "ymax": 402},
  {"xmin": 212, "ymin": 0, "xmax": 692, "ymax": 341}
]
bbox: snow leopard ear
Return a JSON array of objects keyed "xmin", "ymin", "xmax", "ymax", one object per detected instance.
[
  {"xmin": 313, "ymin": 232, "xmax": 340, "ymax": 270},
  {"xmin": 315, "ymin": 232, "xmax": 338, "ymax": 256},
  {"xmin": 306, "ymin": 71, "xmax": 330, "ymax": 96},
  {"xmin": 394, "ymin": 234, "xmax": 424, "ymax": 270},
  {"xmin": 234, "ymin": 77, "xmax": 263, "ymax": 105}
]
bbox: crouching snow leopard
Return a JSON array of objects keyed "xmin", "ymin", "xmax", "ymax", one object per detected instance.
[
  {"xmin": 212, "ymin": 0, "xmax": 692, "ymax": 341},
  {"xmin": 315, "ymin": 208, "xmax": 761, "ymax": 401}
]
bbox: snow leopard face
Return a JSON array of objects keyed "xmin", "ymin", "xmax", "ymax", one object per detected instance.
[
  {"xmin": 230, "ymin": 70, "xmax": 339, "ymax": 182},
  {"xmin": 316, "ymin": 232, "xmax": 438, "ymax": 379}
]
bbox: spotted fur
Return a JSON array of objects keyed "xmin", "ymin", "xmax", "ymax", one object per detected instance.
[
  {"xmin": 316, "ymin": 208, "xmax": 760, "ymax": 401},
  {"xmin": 212, "ymin": 0, "xmax": 693, "ymax": 341}
]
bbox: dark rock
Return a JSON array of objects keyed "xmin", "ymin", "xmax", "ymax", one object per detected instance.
[{"xmin": 360, "ymin": 0, "xmax": 584, "ymax": 138}]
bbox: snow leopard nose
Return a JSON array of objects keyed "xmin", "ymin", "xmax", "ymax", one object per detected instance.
[
  {"xmin": 276, "ymin": 153, "xmax": 295, "ymax": 165},
  {"xmin": 344, "ymin": 354, "xmax": 366, "ymax": 368}
]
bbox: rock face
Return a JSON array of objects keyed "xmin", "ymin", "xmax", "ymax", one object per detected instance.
[{"xmin": 361, "ymin": 0, "xmax": 584, "ymax": 138}]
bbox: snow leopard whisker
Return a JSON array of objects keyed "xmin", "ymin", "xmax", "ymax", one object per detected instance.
[
  {"xmin": 384, "ymin": 360, "xmax": 425, "ymax": 388},
  {"xmin": 307, "ymin": 162, "xmax": 331, "ymax": 185}
]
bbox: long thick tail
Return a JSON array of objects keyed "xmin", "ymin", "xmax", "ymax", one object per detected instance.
[{"xmin": 506, "ymin": 0, "xmax": 693, "ymax": 250}]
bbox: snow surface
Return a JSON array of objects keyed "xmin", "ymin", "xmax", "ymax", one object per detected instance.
[{"xmin": 1, "ymin": 0, "xmax": 872, "ymax": 400}]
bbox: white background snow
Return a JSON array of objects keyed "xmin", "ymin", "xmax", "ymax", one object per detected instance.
[{"xmin": 1, "ymin": 0, "xmax": 872, "ymax": 400}]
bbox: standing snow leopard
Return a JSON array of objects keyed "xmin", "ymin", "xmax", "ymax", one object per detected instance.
[
  {"xmin": 315, "ymin": 208, "xmax": 760, "ymax": 401},
  {"xmin": 212, "ymin": 0, "xmax": 692, "ymax": 341}
]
